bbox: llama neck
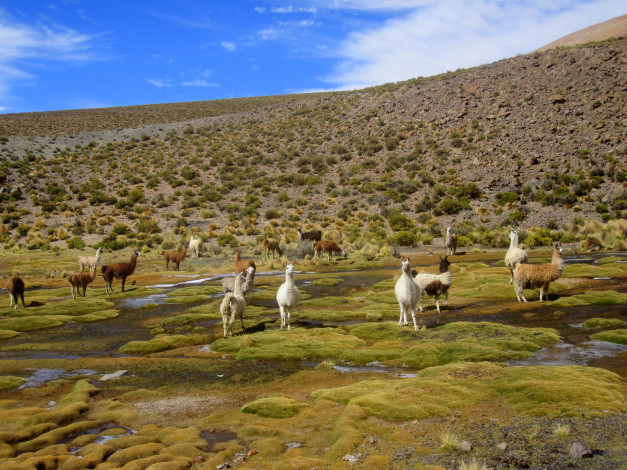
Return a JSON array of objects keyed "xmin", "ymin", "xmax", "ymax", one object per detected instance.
[
  {"xmin": 552, "ymin": 250, "xmax": 564, "ymax": 272},
  {"xmin": 234, "ymin": 276, "xmax": 243, "ymax": 296},
  {"xmin": 95, "ymin": 250, "xmax": 102, "ymax": 262},
  {"xmin": 285, "ymin": 271, "xmax": 294, "ymax": 286},
  {"xmin": 509, "ymin": 232, "xmax": 519, "ymax": 249},
  {"xmin": 129, "ymin": 254, "xmax": 138, "ymax": 271}
]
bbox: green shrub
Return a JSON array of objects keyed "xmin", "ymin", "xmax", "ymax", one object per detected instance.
[
  {"xmin": 66, "ymin": 237, "xmax": 85, "ymax": 250},
  {"xmin": 217, "ymin": 233, "xmax": 238, "ymax": 249},
  {"xmin": 388, "ymin": 231, "xmax": 416, "ymax": 246}
]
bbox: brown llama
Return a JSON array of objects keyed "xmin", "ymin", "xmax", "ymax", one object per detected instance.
[
  {"xmin": 262, "ymin": 238, "xmax": 283, "ymax": 259},
  {"xmin": 514, "ymin": 242, "xmax": 564, "ymax": 302},
  {"xmin": 102, "ymin": 249, "xmax": 140, "ymax": 294},
  {"xmin": 7, "ymin": 276, "xmax": 25, "ymax": 309},
  {"xmin": 68, "ymin": 267, "xmax": 97, "ymax": 299},
  {"xmin": 163, "ymin": 242, "xmax": 188, "ymax": 271},
  {"xmin": 234, "ymin": 249, "xmax": 256, "ymax": 275},
  {"xmin": 313, "ymin": 240, "xmax": 347, "ymax": 261}
]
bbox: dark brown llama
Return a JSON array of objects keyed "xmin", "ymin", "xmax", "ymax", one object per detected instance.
[
  {"xmin": 297, "ymin": 227, "xmax": 322, "ymax": 242},
  {"xmin": 102, "ymin": 249, "xmax": 140, "ymax": 294},
  {"xmin": 7, "ymin": 276, "xmax": 25, "ymax": 309}
]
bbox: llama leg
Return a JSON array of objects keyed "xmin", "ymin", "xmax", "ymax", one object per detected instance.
[
  {"xmin": 240, "ymin": 315, "xmax": 246, "ymax": 333},
  {"xmin": 20, "ymin": 292, "xmax": 25, "ymax": 308},
  {"xmin": 509, "ymin": 268, "xmax": 514, "ymax": 285},
  {"xmin": 71, "ymin": 285, "xmax": 75, "ymax": 299},
  {"xmin": 279, "ymin": 306, "xmax": 285, "ymax": 330},
  {"xmin": 287, "ymin": 306, "xmax": 291, "ymax": 331},
  {"xmin": 444, "ymin": 291, "xmax": 449, "ymax": 307},
  {"xmin": 435, "ymin": 294, "xmax": 441, "ymax": 314},
  {"xmin": 9, "ymin": 294, "xmax": 14, "ymax": 309},
  {"xmin": 398, "ymin": 305, "xmax": 404, "ymax": 327},
  {"xmin": 410, "ymin": 306, "xmax": 418, "ymax": 330},
  {"xmin": 222, "ymin": 314, "xmax": 228, "ymax": 338}
]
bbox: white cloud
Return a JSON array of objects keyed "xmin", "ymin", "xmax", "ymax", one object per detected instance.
[
  {"xmin": 324, "ymin": 0, "xmax": 626, "ymax": 89},
  {"xmin": 271, "ymin": 6, "xmax": 318, "ymax": 14},
  {"xmin": 259, "ymin": 27, "xmax": 280, "ymax": 40},
  {"xmin": 146, "ymin": 78, "xmax": 172, "ymax": 88},
  {"xmin": 181, "ymin": 79, "xmax": 219, "ymax": 87},
  {"xmin": 254, "ymin": 7, "xmax": 267, "ymax": 14},
  {"xmin": 0, "ymin": 8, "xmax": 97, "ymax": 101},
  {"xmin": 279, "ymin": 20, "xmax": 315, "ymax": 27},
  {"xmin": 221, "ymin": 41, "xmax": 236, "ymax": 51}
]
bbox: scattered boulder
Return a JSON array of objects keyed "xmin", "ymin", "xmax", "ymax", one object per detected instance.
[
  {"xmin": 100, "ymin": 370, "xmax": 128, "ymax": 381},
  {"xmin": 460, "ymin": 441, "xmax": 472, "ymax": 452},
  {"xmin": 570, "ymin": 442, "xmax": 593, "ymax": 459}
]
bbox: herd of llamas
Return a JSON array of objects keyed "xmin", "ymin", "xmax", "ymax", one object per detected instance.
[{"xmin": 4, "ymin": 227, "xmax": 566, "ymax": 339}]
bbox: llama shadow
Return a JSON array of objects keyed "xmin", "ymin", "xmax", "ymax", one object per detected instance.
[
  {"xmin": 28, "ymin": 300, "xmax": 44, "ymax": 307},
  {"xmin": 243, "ymin": 320, "xmax": 268, "ymax": 335}
]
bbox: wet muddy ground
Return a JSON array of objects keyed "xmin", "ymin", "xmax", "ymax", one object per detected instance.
[{"xmin": 0, "ymin": 248, "xmax": 625, "ymax": 469}]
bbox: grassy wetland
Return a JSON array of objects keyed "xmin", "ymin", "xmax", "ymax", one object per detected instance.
[
  {"xmin": 0, "ymin": 242, "xmax": 625, "ymax": 470},
  {"xmin": 0, "ymin": 38, "xmax": 625, "ymax": 469}
]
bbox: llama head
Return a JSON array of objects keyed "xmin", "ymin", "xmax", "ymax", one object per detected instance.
[
  {"xmin": 96, "ymin": 247, "xmax": 103, "ymax": 255},
  {"xmin": 284, "ymin": 260, "xmax": 295, "ymax": 273},
  {"xmin": 133, "ymin": 249, "xmax": 141, "ymax": 257},
  {"xmin": 400, "ymin": 257, "xmax": 411, "ymax": 272},
  {"xmin": 555, "ymin": 242, "xmax": 563, "ymax": 254},
  {"xmin": 438, "ymin": 255, "xmax": 451, "ymax": 273},
  {"xmin": 246, "ymin": 265, "xmax": 255, "ymax": 277}
]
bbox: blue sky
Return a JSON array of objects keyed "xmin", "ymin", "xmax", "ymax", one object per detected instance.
[{"xmin": 0, "ymin": 1, "xmax": 624, "ymax": 114}]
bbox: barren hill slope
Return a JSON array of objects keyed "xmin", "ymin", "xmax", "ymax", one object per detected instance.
[
  {"xmin": 0, "ymin": 39, "xmax": 625, "ymax": 250},
  {"xmin": 537, "ymin": 14, "xmax": 627, "ymax": 52}
]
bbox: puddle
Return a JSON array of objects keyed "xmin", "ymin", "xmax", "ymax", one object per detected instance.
[
  {"xmin": 19, "ymin": 368, "xmax": 97, "ymax": 389},
  {"xmin": 201, "ymin": 429, "xmax": 241, "ymax": 450},
  {"xmin": 66, "ymin": 422, "xmax": 137, "ymax": 453},
  {"xmin": 118, "ymin": 293, "xmax": 168, "ymax": 308},
  {"xmin": 508, "ymin": 340, "xmax": 627, "ymax": 367}
]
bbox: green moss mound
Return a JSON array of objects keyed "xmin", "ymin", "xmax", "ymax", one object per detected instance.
[
  {"xmin": 0, "ymin": 330, "xmax": 20, "ymax": 340},
  {"xmin": 552, "ymin": 291, "xmax": 627, "ymax": 307},
  {"xmin": 119, "ymin": 334, "xmax": 210, "ymax": 354},
  {"xmin": 0, "ymin": 376, "xmax": 27, "ymax": 391},
  {"xmin": 241, "ymin": 396, "xmax": 308, "ymax": 418},
  {"xmin": 313, "ymin": 362, "xmax": 624, "ymax": 420},
  {"xmin": 583, "ymin": 318, "xmax": 625, "ymax": 329},
  {"xmin": 211, "ymin": 322, "xmax": 560, "ymax": 367},
  {"xmin": 591, "ymin": 329, "xmax": 627, "ymax": 345}
]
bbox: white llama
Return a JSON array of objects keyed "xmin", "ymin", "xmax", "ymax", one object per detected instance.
[
  {"xmin": 505, "ymin": 228, "xmax": 528, "ymax": 284},
  {"xmin": 276, "ymin": 261, "xmax": 300, "ymax": 331},
  {"xmin": 394, "ymin": 257, "xmax": 421, "ymax": 330}
]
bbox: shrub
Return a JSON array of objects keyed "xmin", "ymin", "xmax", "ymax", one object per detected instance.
[
  {"xmin": 496, "ymin": 191, "xmax": 519, "ymax": 206},
  {"xmin": 217, "ymin": 233, "xmax": 238, "ymax": 249},
  {"xmin": 388, "ymin": 231, "xmax": 416, "ymax": 246},
  {"xmin": 439, "ymin": 197, "xmax": 470, "ymax": 215},
  {"xmin": 265, "ymin": 208, "xmax": 281, "ymax": 219},
  {"xmin": 66, "ymin": 237, "xmax": 86, "ymax": 250}
]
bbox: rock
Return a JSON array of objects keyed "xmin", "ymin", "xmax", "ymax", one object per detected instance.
[
  {"xmin": 216, "ymin": 464, "xmax": 231, "ymax": 469},
  {"xmin": 497, "ymin": 442, "xmax": 508, "ymax": 451},
  {"xmin": 343, "ymin": 453, "xmax": 361, "ymax": 464},
  {"xmin": 285, "ymin": 442, "xmax": 301, "ymax": 450},
  {"xmin": 550, "ymin": 94, "xmax": 566, "ymax": 104},
  {"xmin": 570, "ymin": 442, "xmax": 592, "ymax": 459},
  {"xmin": 100, "ymin": 370, "xmax": 128, "ymax": 381},
  {"xmin": 460, "ymin": 441, "xmax": 472, "ymax": 452}
]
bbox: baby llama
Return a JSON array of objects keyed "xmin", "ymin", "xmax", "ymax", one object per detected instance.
[
  {"xmin": 505, "ymin": 228, "xmax": 528, "ymax": 285},
  {"xmin": 514, "ymin": 242, "xmax": 564, "ymax": 302},
  {"xmin": 276, "ymin": 261, "xmax": 300, "ymax": 331},
  {"xmin": 222, "ymin": 265, "xmax": 256, "ymax": 296},
  {"xmin": 220, "ymin": 273, "xmax": 247, "ymax": 338},
  {"xmin": 414, "ymin": 255, "xmax": 452, "ymax": 313},
  {"xmin": 68, "ymin": 267, "xmax": 96, "ymax": 299},
  {"xmin": 78, "ymin": 247, "xmax": 103, "ymax": 272},
  {"xmin": 7, "ymin": 276, "xmax": 25, "ymax": 309},
  {"xmin": 394, "ymin": 257, "xmax": 421, "ymax": 330},
  {"xmin": 445, "ymin": 227, "xmax": 458, "ymax": 256}
]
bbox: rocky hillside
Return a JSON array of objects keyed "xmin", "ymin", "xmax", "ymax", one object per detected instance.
[{"xmin": 0, "ymin": 39, "xmax": 625, "ymax": 251}]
